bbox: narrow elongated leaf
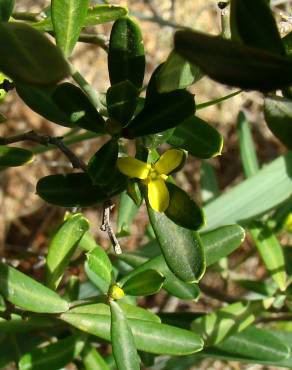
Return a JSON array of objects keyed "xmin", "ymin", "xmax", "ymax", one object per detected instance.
[
  {"xmin": 82, "ymin": 344, "xmax": 110, "ymax": 370},
  {"xmin": 237, "ymin": 111, "xmax": 259, "ymax": 177},
  {"xmin": 52, "ymin": 83, "xmax": 105, "ymax": 133},
  {"xmin": 230, "ymin": 0, "xmax": 285, "ymax": 55},
  {"xmin": 264, "ymin": 96, "xmax": 292, "ymax": 150},
  {"xmin": 168, "ymin": 116, "xmax": 223, "ymax": 159},
  {"xmin": 52, "ymin": 0, "xmax": 89, "ymax": 56},
  {"xmin": 86, "ymin": 245, "xmax": 112, "ymax": 288},
  {"xmin": 174, "ymin": 30, "xmax": 292, "ymax": 91},
  {"xmin": 124, "ymin": 90, "xmax": 195, "ymax": 138},
  {"xmin": 204, "ymin": 152, "xmax": 292, "ymax": 230},
  {"xmin": 110, "ymin": 301, "xmax": 140, "ymax": 370},
  {"xmin": 0, "ymin": 0, "xmax": 14, "ymax": 21},
  {"xmin": 0, "ymin": 23, "xmax": 69, "ymax": 85},
  {"xmin": 120, "ymin": 269, "xmax": 165, "ymax": 296},
  {"xmin": 108, "ymin": 17, "xmax": 145, "ymax": 89},
  {"xmin": 0, "ymin": 314, "xmax": 56, "ymax": 333},
  {"xmin": 148, "ymin": 206, "xmax": 206, "ymax": 283},
  {"xmin": 0, "ymin": 146, "xmax": 34, "ymax": 167},
  {"xmin": 46, "ymin": 213, "xmax": 89, "ymax": 290},
  {"xmin": 0, "ymin": 263, "xmax": 69, "ymax": 313},
  {"xmin": 85, "ymin": 262, "xmax": 109, "ymax": 294},
  {"xmin": 250, "ymin": 222, "xmax": 286, "ymax": 291},
  {"xmin": 19, "ymin": 334, "xmax": 86, "ymax": 370},
  {"xmin": 117, "ymin": 191, "xmax": 139, "ymax": 236},
  {"xmin": 200, "ymin": 161, "xmax": 220, "ymax": 204},
  {"xmin": 60, "ymin": 312, "xmax": 204, "ymax": 355}
]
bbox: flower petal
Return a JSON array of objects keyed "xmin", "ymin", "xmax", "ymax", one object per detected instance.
[
  {"xmin": 117, "ymin": 157, "xmax": 150, "ymax": 179},
  {"xmin": 148, "ymin": 178, "xmax": 169, "ymax": 212},
  {"xmin": 154, "ymin": 149, "xmax": 185, "ymax": 175}
]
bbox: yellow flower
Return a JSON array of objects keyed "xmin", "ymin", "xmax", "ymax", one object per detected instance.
[{"xmin": 117, "ymin": 149, "xmax": 185, "ymax": 212}]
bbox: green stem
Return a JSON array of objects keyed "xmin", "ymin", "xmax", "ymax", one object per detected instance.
[{"xmin": 196, "ymin": 89, "xmax": 242, "ymax": 110}]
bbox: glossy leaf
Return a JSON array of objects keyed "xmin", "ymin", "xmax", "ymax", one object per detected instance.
[
  {"xmin": 168, "ymin": 115, "xmax": 223, "ymax": 159},
  {"xmin": 0, "ymin": 22, "xmax": 69, "ymax": 85},
  {"xmin": 200, "ymin": 161, "xmax": 220, "ymax": 204},
  {"xmin": 264, "ymin": 96, "xmax": 292, "ymax": 150},
  {"xmin": 82, "ymin": 344, "xmax": 110, "ymax": 370},
  {"xmin": 237, "ymin": 111, "xmax": 259, "ymax": 177},
  {"xmin": 165, "ymin": 182, "xmax": 205, "ymax": 230},
  {"xmin": 230, "ymin": 0, "xmax": 284, "ymax": 56},
  {"xmin": 0, "ymin": 0, "xmax": 14, "ymax": 21},
  {"xmin": 107, "ymin": 81, "xmax": 138, "ymax": 125},
  {"xmin": 86, "ymin": 245, "xmax": 112, "ymax": 288},
  {"xmin": 0, "ymin": 146, "xmax": 34, "ymax": 167},
  {"xmin": 85, "ymin": 262, "xmax": 109, "ymax": 294},
  {"xmin": 52, "ymin": 0, "xmax": 89, "ymax": 56},
  {"xmin": 124, "ymin": 89, "xmax": 195, "ymax": 138},
  {"xmin": 110, "ymin": 301, "xmax": 140, "ymax": 370},
  {"xmin": 174, "ymin": 30, "xmax": 292, "ymax": 91},
  {"xmin": 120, "ymin": 269, "xmax": 165, "ymax": 296},
  {"xmin": 52, "ymin": 83, "xmax": 105, "ymax": 133},
  {"xmin": 204, "ymin": 152, "xmax": 292, "ymax": 230},
  {"xmin": 0, "ymin": 263, "xmax": 69, "ymax": 313},
  {"xmin": 78, "ymin": 231, "xmax": 97, "ymax": 252},
  {"xmin": 37, "ymin": 173, "xmax": 126, "ymax": 207},
  {"xmin": 250, "ymin": 222, "xmax": 286, "ymax": 291},
  {"xmin": 147, "ymin": 206, "xmax": 206, "ymax": 283},
  {"xmin": 46, "ymin": 213, "xmax": 89, "ymax": 290},
  {"xmin": 60, "ymin": 312, "xmax": 204, "ymax": 355},
  {"xmin": 87, "ymin": 139, "xmax": 118, "ymax": 186},
  {"xmin": 19, "ymin": 334, "xmax": 86, "ymax": 370},
  {"xmin": 108, "ymin": 16, "xmax": 145, "ymax": 89},
  {"xmin": 117, "ymin": 191, "xmax": 139, "ymax": 236}
]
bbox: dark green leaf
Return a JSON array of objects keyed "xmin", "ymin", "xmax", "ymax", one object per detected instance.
[
  {"xmin": 0, "ymin": 22, "xmax": 69, "ymax": 85},
  {"xmin": 0, "ymin": 146, "xmax": 34, "ymax": 167},
  {"xmin": 124, "ymin": 90, "xmax": 195, "ymax": 138},
  {"xmin": 264, "ymin": 95, "xmax": 292, "ymax": 150},
  {"xmin": 52, "ymin": 83, "xmax": 105, "ymax": 133},
  {"xmin": 147, "ymin": 206, "xmax": 206, "ymax": 283},
  {"xmin": 52, "ymin": 0, "xmax": 89, "ymax": 56},
  {"xmin": 86, "ymin": 245, "xmax": 112, "ymax": 288},
  {"xmin": 107, "ymin": 81, "xmax": 138, "ymax": 125},
  {"xmin": 0, "ymin": 112, "xmax": 7, "ymax": 123},
  {"xmin": 117, "ymin": 191, "xmax": 139, "ymax": 236},
  {"xmin": 110, "ymin": 301, "xmax": 140, "ymax": 370},
  {"xmin": 165, "ymin": 183, "xmax": 205, "ymax": 230},
  {"xmin": 87, "ymin": 139, "xmax": 118, "ymax": 186},
  {"xmin": 120, "ymin": 269, "xmax": 165, "ymax": 296},
  {"xmin": 174, "ymin": 30, "xmax": 292, "ymax": 91},
  {"xmin": 46, "ymin": 213, "xmax": 89, "ymax": 290},
  {"xmin": 168, "ymin": 115, "xmax": 223, "ymax": 159},
  {"xmin": 108, "ymin": 16, "xmax": 145, "ymax": 89},
  {"xmin": 0, "ymin": 262, "xmax": 69, "ymax": 313},
  {"xmin": 236, "ymin": 279, "xmax": 277, "ymax": 298},
  {"xmin": 230, "ymin": 0, "xmax": 285, "ymax": 55},
  {"xmin": 82, "ymin": 344, "xmax": 110, "ymax": 370},
  {"xmin": 18, "ymin": 334, "xmax": 86, "ymax": 370},
  {"xmin": 0, "ymin": 0, "xmax": 14, "ymax": 21},
  {"xmin": 282, "ymin": 31, "xmax": 292, "ymax": 56},
  {"xmin": 0, "ymin": 314, "xmax": 56, "ymax": 333}
]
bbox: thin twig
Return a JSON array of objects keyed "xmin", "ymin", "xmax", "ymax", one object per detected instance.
[
  {"xmin": 0, "ymin": 131, "xmax": 87, "ymax": 171},
  {"xmin": 100, "ymin": 200, "xmax": 122, "ymax": 255}
]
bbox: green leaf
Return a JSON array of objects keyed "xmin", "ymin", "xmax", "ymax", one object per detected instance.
[
  {"xmin": 168, "ymin": 115, "xmax": 223, "ymax": 159},
  {"xmin": 110, "ymin": 301, "xmax": 140, "ymax": 370},
  {"xmin": 0, "ymin": 22, "xmax": 69, "ymax": 85},
  {"xmin": 52, "ymin": 83, "xmax": 105, "ymax": 133},
  {"xmin": 250, "ymin": 222, "xmax": 286, "ymax": 291},
  {"xmin": 0, "ymin": 314, "xmax": 56, "ymax": 333},
  {"xmin": 156, "ymin": 50, "xmax": 203, "ymax": 93},
  {"xmin": 200, "ymin": 161, "xmax": 220, "ymax": 204},
  {"xmin": 0, "ymin": 0, "xmax": 14, "ymax": 21},
  {"xmin": 164, "ymin": 183, "xmax": 205, "ymax": 230},
  {"xmin": 46, "ymin": 213, "xmax": 89, "ymax": 290},
  {"xmin": 108, "ymin": 16, "xmax": 145, "ymax": 89},
  {"xmin": 82, "ymin": 344, "xmax": 110, "ymax": 370},
  {"xmin": 0, "ymin": 263, "xmax": 69, "ymax": 313},
  {"xmin": 264, "ymin": 95, "xmax": 292, "ymax": 150},
  {"xmin": 78, "ymin": 231, "xmax": 97, "ymax": 252},
  {"xmin": 191, "ymin": 300, "xmax": 270, "ymax": 346},
  {"xmin": 147, "ymin": 206, "xmax": 206, "ymax": 283},
  {"xmin": 120, "ymin": 269, "xmax": 165, "ymax": 296},
  {"xmin": 60, "ymin": 312, "xmax": 204, "ymax": 355},
  {"xmin": 174, "ymin": 30, "xmax": 292, "ymax": 91},
  {"xmin": 230, "ymin": 0, "xmax": 285, "ymax": 56},
  {"xmin": 86, "ymin": 245, "xmax": 112, "ymax": 288},
  {"xmin": 84, "ymin": 262, "xmax": 109, "ymax": 294},
  {"xmin": 106, "ymin": 81, "xmax": 138, "ymax": 125},
  {"xmin": 237, "ymin": 111, "xmax": 260, "ymax": 177},
  {"xmin": 117, "ymin": 191, "xmax": 139, "ymax": 236},
  {"xmin": 124, "ymin": 89, "xmax": 195, "ymax": 138},
  {"xmin": 87, "ymin": 139, "xmax": 118, "ymax": 186},
  {"xmin": 0, "ymin": 146, "xmax": 34, "ymax": 167},
  {"xmin": 18, "ymin": 334, "xmax": 86, "ymax": 370},
  {"xmin": 204, "ymin": 152, "xmax": 292, "ymax": 230},
  {"xmin": 36, "ymin": 173, "xmax": 126, "ymax": 208},
  {"xmin": 52, "ymin": 0, "xmax": 89, "ymax": 57},
  {"xmin": 282, "ymin": 31, "xmax": 292, "ymax": 57}
]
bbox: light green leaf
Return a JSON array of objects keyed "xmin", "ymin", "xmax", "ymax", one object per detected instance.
[
  {"xmin": 86, "ymin": 245, "xmax": 112, "ymax": 288},
  {"xmin": 82, "ymin": 344, "xmax": 110, "ymax": 370},
  {"xmin": 120, "ymin": 269, "xmax": 165, "ymax": 296},
  {"xmin": 200, "ymin": 161, "xmax": 220, "ymax": 204},
  {"xmin": 117, "ymin": 191, "xmax": 139, "ymax": 237}
]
